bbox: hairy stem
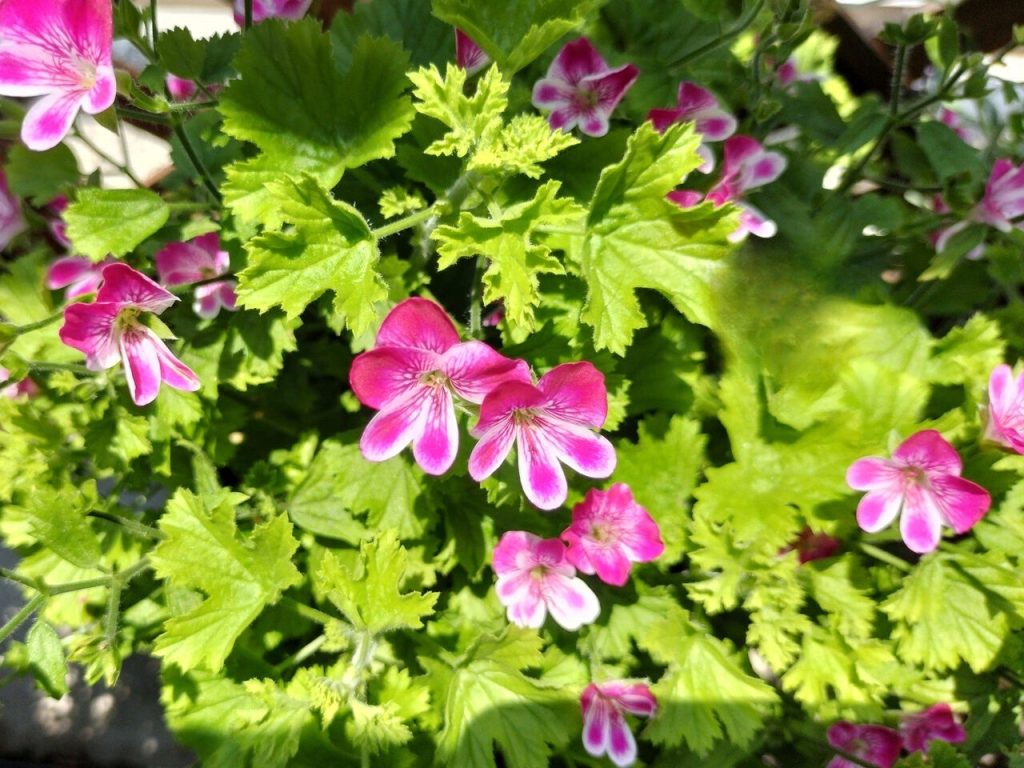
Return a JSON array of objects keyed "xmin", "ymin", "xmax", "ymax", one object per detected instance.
[
  {"xmin": 171, "ymin": 117, "xmax": 222, "ymax": 203},
  {"xmin": 0, "ymin": 594, "xmax": 46, "ymax": 645},
  {"xmin": 859, "ymin": 542, "xmax": 913, "ymax": 573},
  {"xmin": 372, "ymin": 207, "xmax": 435, "ymax": 240}
]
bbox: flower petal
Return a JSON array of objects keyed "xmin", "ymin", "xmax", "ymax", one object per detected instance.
[
  {"xmin": 82, "ymin": 66, "xmax": 116, "ymax": 114},
  {"xmin": 605, "ymin": 709, "xmax": 638, "ymax": 768},
  {"xmin": 893, "ymin": 430, "xmax": 961, "ymax": 475},
  {"xmin": 543, "ymin": 572, "xmax": 600, "ymax": 630},
  {"xmin": 359, "ymin": 387, "xmax": 430, "ymax": 463},
  {"xmin": 931, "ymin": 475, "xmax": 991, "ymax": 534},
  {"xmin": 856, "ymin": 490, "xmax": 902, "ymax": 533},
  {"xmin": 468, "ymin": 417, "xmax": 517, "ymax": 482},
  {"xmin": 537, "ymin": 361, "xmax": 608, "ymax": 427},
  {"xmin": 96, "ymin": 263, "xmax": 177, "ymax": 313},
  {"xmin": 349, "ymin": 346, "xmax": 441, "ymax": 411},
  {"xmin": 376, "ymin": 297, "xmax": 459, "ymax": 353},
  {"xmin": 442, "ymin": 340, "xmax": 531, "ymax": 404},
  {"xmin": 518, "ymin": 426, "xmax": 568, "ymax": 510},
  {"xmin": 900, "ymin": 486, "xmax": 943, "ymax": 554},
  {"xmin": 412, "ymin": 387, "xmax": 459, "ymax": 475},
  {"xmin": 542, "ymin": 418, "xmax": 617, "ymax": 478},
  {"xmin": 532, "ymin": 78, "xmax": 575, "ymax": 110},
  {"xmin": 150, "ymin": 333, "xmax": 200, "ymax": 393},
  {"xmin": 21, "ymin": 91, "xmax": 83, "ymax": 151},
  {"xmin": 472, "ymin": 380, "xmax": 545, "ymax": 437},
  {"xmin": 46, "ymin": 256, "xmax": 95, "ymax": 290},
  {"xmin": 59, "ymin": 301, "xmax": 121, "ymax": 370},
  {"xmin": 455, "ymin": 29, "xmax": 490, "ymax": 75},
  {"xmin": 547, "ymin": 37, "xmax": 608, "ymax": 86},
  {"xmin": 846, "ymin": 457, "xmax": 897, "ymax": 490},
  {"xmin": 156, "ymin": 239, "xmax": 219, "ymax": 286},
  {"xmin": 119, "ymin": 325, "xmax": 163, "ymax": 406},
  {"xmin": 582, "ymin": 691, "xmax": 611, "ymax": 757},
  {"xmin": 667, "ymin": 189, "xmax": 705, "ymax": 208}
]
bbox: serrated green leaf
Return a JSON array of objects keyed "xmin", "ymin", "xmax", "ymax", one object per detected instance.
[
  {"xmin": 151, "ymin": 489, "xmax": 302, "ymax": 671},
  {"xmin": 317, "ymin": 531, "xmax": 437, "ymax": 635},
  {"xmin": 236, "ymin": 175, "xmax": 386, "ymax": 334},
  {"xmin": 331, "ymin": 0, "xmax": 451, "ymax": 69},
  {"xmin": 22, "ymin": 482, "xmax": 101, "ymax": 569},
  {"xmin": 157, "ymin": 27, "xmax": 206, "ymax": 80},
  {"xmin": 4, "ymin": 143, "xmax": 79, "ymax": 204},
  {"xmin": 468, "ymin": 113, "xmax": 579, "ymax": 178},
  {"xmin": 65, "ymin": 188, "xmax": 170, "ymax": 260},
  {"xmin": 409, "ymin": 63, "xmax": 507, "ymax": 158},
  {"xmin": 219, "ymin": 23, "xmax": 413, "ymax": 222},
  {"xmin": 578, "ymin": 123, "xmax": 735, "ymax": 353},
  {"xmin": 26, "ymin": 619, "xmax": 68, "ymax": 698},
  {"xmin": 806, "ymin": 557, "xmax": 877, "ymax": 639}
]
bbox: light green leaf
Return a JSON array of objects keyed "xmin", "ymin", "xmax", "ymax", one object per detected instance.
[
  {"xmin": 236, "ymin": 175, "xmax": 386, "ymax": 335},
  {"xmin": 151, "ymin": 489, "xmax": 302, "ymax": 671},
  {"xmin": 22, "ymin": 482, "xmax": 101, "ymax": 569},
  {"xmin": 469, "ymin": 113, "xmax": 579, "ymax": 179},
  {"xmin": 65, "ymin": 188, "xmax": 169, "ymax": 260},
  {"xmin": 806, "ymin": 556, "xmax": 877, "ymax": 639},
  {"xmin": 408, "ymin": 63, "xmax": 507, "ymax": 158},
  {"xmin": 317, "ymin": 530, "xmax": 437, "ymax": 635},
  {"xmin": 219, "ymin": 24, "xmax": 413, "ymax": 222},
  {"xmin": 578, "ymin": 122, "xmax": 735, "ymax": 353},
  {"xmin": 26, "ymin": 619, "xmax": 69, "ymax": 698}
]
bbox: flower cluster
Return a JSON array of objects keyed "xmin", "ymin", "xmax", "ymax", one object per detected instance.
[
  {"xmin": 155, "ymin": 233, "xmax": 238, "ymax": 320},
  {"xmin": 828, "ymin": 705, "xmax": 966, "ymax": 768},
  {"xmin": 648, "ymin": 81, "xmax": 737, "ymax": 173}
]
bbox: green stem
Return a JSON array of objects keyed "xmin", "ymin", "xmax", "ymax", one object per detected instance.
[
  {"xmin": 666, "ymin": 0, "xmax": 766, "ymax": 70},
  {"xmin": 104, "ymin": 573, "xmax": 122, "ymax": 650},
  {"xmin": 87, "ymin": 511, "xmax": 164, "ymax": 541},
  {"xmin": 372, "ymin": 207, "xmax": 435, "ymax": 240},
  {"xmin": 0, "ymin": 594, "xmax": 46, "ymax": 645},
  {"xmin": 468, "ymin": 256, "xmax": 485, "ymax": 338},
  {"xmin": 0, "ymin": 567, "xmax": 41, "ymax": 592},
  {"xmin": 272, "ymin": 634, "xmax": 327, "ymax": 674},
  {"xmin": 171, "ymin": 117, "xmax": 222, "ymax": 203},
  {"xmin": 11, "ymin": 311, "xmax": 63, "ymax": 337},
  {"xmin": 890, "ymin": 43, "xmax": 908, "ymax": 116},
  {"xmin": 149, "ymin": 0, "xmax": 159, "ymax": 51},
  {"xmin": 166, "ymin": 100, "xmax": 219, "ymax": 112},
  {"xmin": 24, "ymin": 360, "xmax": 94, "ymax": 375},
  {"xmin": 115, "ymin": 105, "xmax": 170, "ymax": 125},
  {"xmin": 244, "ymin": 0, "xmax": 254, "ymax": 30},
  {"xmin": 282, "ymin": 596, "xmax": 337, "ymax": 625},
  {"xmin": 859, "ymin": 542, "xmax": 913, "ymax": 573}
]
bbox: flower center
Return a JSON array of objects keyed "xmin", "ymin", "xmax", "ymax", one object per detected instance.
[
  {"xmin": 115, "ymin": 307, "xmax": 141, "ymax": 332},
  {"xmin": 529, "ymin": 565, "xmax": 548, "ymax": 581},
  {"xmin": 419, "ymin": 369, "xmax": 449, "ymax": 389},
  {"xmin": 512, "ymin": 407, "xmax": 539, "ymax": 426},
  {"xmin": 574, "ymin": 87, "xmax": 600, "ymax": 111},
  {"xmin": 590, "ymin": 524, "xmax": 612, "ymax": 543},
  {"xmin": 900, "ymin": 465, "xmax": 927, "ymax": 487},
  {"xmin": 73, "ymin": 55, "xmax": 98, "ymax": 90}
]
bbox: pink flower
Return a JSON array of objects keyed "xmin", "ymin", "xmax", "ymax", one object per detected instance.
[
  {"xmin": 986, "ymin": 364, "xmax": 1024, "ymax": 453},
  {"xmin": 0, "ymin": 0, "xmax": 116, "ymax": 151},
  {"xmin": 0, "ymin": 367, "xmax": 39, "ymax": 399},
  {"xmin": 232, "ymin": 0, "xmax": 312, "ymax": 25},
  {"xmin": 846, "ymin": 430, "xmax": 991, "ymax": 554},
  {"xmin": 455, "ymin": 29, "xmax": 490, "ymax": 76},
  {"xmin": 166, "ymin": 75, "xmax": 197, "ymax": 102},
  {"xmin": 531, "ymin": 38, "xmax": 639, "ymax": 138},
  {"xmin": 492, "ymin": 531, "xmax": 600, "ymax": 630},
  {"xmin": 561, "ymin": 484, "xmax": 664, "ymax": 586},
  {"xmin": 0, "ymin": 170, "xmax": 26, "ymax": 250},
  {"xmin": 900, "ymin": 704, "xmax": 967, "ymax": 754},
  {"xmin": 975, "ymin": 159, "xmax": 1024, "ymax": 232},
  {"xmin": 669, "ymin": 135, "xmax": 786, "ymax": 242},
  {"xmin": 349, "ymin": 298, "xmax": 530, "ymax": 476},
  {"xmin": 938, "ymin": 108, "xmax": 984, "ymax": 148},
  {"xmin": 827, "ymin": 721, "xmax": 903, "ymax": 768},
  {"xmin": 59, "ymin": 263, "xmax": 200, "ymax": 406},
  {"xmin": 46, "ymin": 195, "xmax": 71, "ymax": 248},
  {"xmin": 581, "ymin": 681, "xmax": 656, "ymax": 767},
  {"xmin": 46, "ymin": 256, "xmax": 113, "ymax": 300},
  {"xmin": 469, "ymin": 361, "xmax": 616, "ymax": 510},
  {"xmin": 647, "ymin": 81, "xmax": 737, "ymax": 173},
  {"xmin": 777, "ymin": 58, "xmax": 801, "ymax": 88},
  {"xmin": 155, "ymin": 233, "xmax": 237, "ymax": 319},
  {"xmin": 791, "ymin": 527, "xmax": 842, "ymax": 564}
]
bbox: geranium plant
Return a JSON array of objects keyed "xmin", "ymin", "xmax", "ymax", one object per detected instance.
[{"xmin": 1, "ymin": 0, "xmax": 1024, "ymax": 766}]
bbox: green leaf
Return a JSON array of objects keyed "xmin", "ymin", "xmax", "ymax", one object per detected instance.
[
  {"xmin": 26, "ymin": 619, "xmax": 69, "ymax": 698},
  {"xmin": 331, "ymin": 0, "xmax": 451, "ymax": 69},
  {"xmin": 65, "ymin": 188, "xmax": 170, "ymax": 260},
  {"xmin": 806, "ymin": 557, "xmax": 877, "ymax": 639},
  {"xmin": 151, "ymin": 489, "xmax": 302, "ymax": 671},
  {"xmin": 22, "ymin": 482, "xmax": 101, "ymax": 569},
  {"xmin": 157, "ymin": 27, "xmax": 205, "ymax": 80},
  {"xmin": 434, "ymin": 181, "xmax": 584, "ymax": 328},
  {"xmin": 432, "ymin": 0, "xmax": 602, "ymax": 73},
  {"xmin": 408, "ymin": 63, "xmax": 508, "ymax": 158},
  {"xmin": 317, "ymin": 530, "xmax": 437, "ymax": 635},
  {"xmin": 577, "ymin": 122, "xmax": 735, "ymax": 353},
  {"xmin": 84, "ymin": 405, "xmax": 153, "ymax": 470},
  {"xmin": 469, "ymin": 113, "xmax": 579, "ymax": 178},
  {"xmin": 916, "ymin": 121, "xmax": 986, "ymax": 181},
  {"xmin": 4, "ymin": 144, "xmax": 79, "ymax": 204},
  {"xmin": 219, "ymin": 23, "xmax": 413, "ymax": 222},
  {"xmin": 928, "ymin": 312, "xmax": 1005, "ymax": 389},
  {"xmin": 236, "ymin": 175, "xmax": 385, "ymax": 335},
  {"xmin": 880, "ymin": 554, "xmax": 1008, "ymax": 673}
]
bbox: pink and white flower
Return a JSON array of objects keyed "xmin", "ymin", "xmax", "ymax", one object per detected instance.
[
  {"xmin": 986, "ymin": 364, "xmax": 1024, "ymax": 453},
  {"xmin": 669, "ymin": 135, "xmax": 787, "ymax": 242},
  {"xmin": 492, "ymin": 531, "xmax": 600, "ymax": 631},
  {"xmin": 0, "ymin": 170, "xmax": 26, "ymax": 250},
  {"xmin": 232, "ymin": 0, "xmax": 312, "ymax": 26},
  {"xmin": 455, "ymin": 29, "xmax": 490, "ymax": 76},
  {"xmin": 827, "ymin": 721, "xmax": 903, "ymax": 768},
  {"xmin": 531, "ymin": 38, "xmax": 639, "ymax": 138},
  {"xmin": 561, "ymin": 483, "xmax": 664, "ymax": 586},
  {"xmin": 647, "ymin": 81, "xmax": 737, "ymax": 173},
  {"xmin": 166, "ymin": 75, "xmax": 197, "ymax": 102},
  {"xmin": 155, "ymin": 233, "xmax": 237, "ymax": 319},
  {"xmin": 933, "ymin": 160, "xmax": 1024, "ymax": 257},
  {"xmin": 0, "ymin": 0, "xmax": 116, "ymax": 151},
  {"xmin": 469, "ymin": 361, "xmax": 616, "ymax": 510},
  {"xmin": 0, "ymin": 367, "xmax": 39, "ymax": 399},
  {"xmin": 59, "ymin": 263, "xmax": 200, "ymax": 406},
  {"xmin": 900, "ymin": 704, "xmax": 967, "ymax": 754},
  {"xmin": 846, "ymin": 430, "xmax": 991, "ymax": 554},
  {"xmin": 46, "ymin": 256, "xmax": 112, "ymax": 300},
  {"xmin": 349, "ymin": 298, "xmax": 530, "ymax": 476},
  {"xmin": 580, "ymin": 681, "xmax": 656, "ymax": 767}
]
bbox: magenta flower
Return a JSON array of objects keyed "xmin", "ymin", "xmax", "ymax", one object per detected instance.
[
  {"xmin": 986, "ymin": 364, "xmax": 1024, "ymax": 453},
  {"xmin": 827, "ymin": 721, "xmax": 903, "ymax": 768},
  {"xmin": 492, "ymin": 531, "xmax": 600, "ymax": 631},
  {"xmin": 0, "ymin": 367, "xmax": 39, "ymax": 400},
  {"xmin": 670, "ymin": 135, "xmax": 786, "ymax": 242},
  {"xmin": 166, "ymin": 75, "xmax": 197, "ymax": 102},
  {"xmin": 581, "ymin": 681, "xmax": 656, "ymax": 767},
  {"xmin": 155, "ymin": 233, "xmax": 237, "ymax": 319},
  {"xmin": 975, "ymin": 159, "xmax": 1024, "ymax": 231},
  {"xmin": 647, "ymin": 81, "xmax": 737, "ymax": 173},
  {"xmin": 232, "ymin": 0, "xmax": 312, "ymax": 25},
  {"xmin": 790, "ymin": 527, "xmax": 842, "ymax": 564},
  {"xmin": 531, "ymin": 38, "xmax": 639, "ymax": 138},
  {"xmin": 0, "ymin": 171, "xmax": 26, "ymax": 250},
  {"xmin": 846, "ymin": 430, "xmax": 991, "ymax": 554},
  {"xmin": 349, "ymin": 298, "xmax": 530, "ymax": 476},
  {"xmin": 0, "ymin": 0, "xmax": 116, "ymax": 151},
  {"xmin": 455, "ymin": 29, "xmax": 490, "ymax": 76},
  {"xmin": 46, "ymin": 256, "xmax": 113, "ymax": 300},
  {"xmin": 561, "ymin": 484, "xmax": 664, "ymax": 586},
  {"xmin": 59, "ymin": 263, "xmax": 200, "ymax": 406},
  {"xmin": 900, "ymin": 704, "xmax": 966, "ymax": 754},
  {"xmin": 46, "ymin": 195, "xmax": 71, "ymax": 248},
  {"xmin": 469, "ymin": 361, "xmax": 616, "ymax": 510}
]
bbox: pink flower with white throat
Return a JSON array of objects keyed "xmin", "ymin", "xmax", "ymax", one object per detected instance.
[
  {"xmin": 469, "ymin": 361, "xmax": 616, "ymax": 510},
  {"xmin": 900, "ymin": 704, "xmax": 966, "ymax": 754},
  {"xmin": 492, "ymin": 531, "xmax": 600, "ymax": 631},
  {"xmin": 0, "ymin": 367, "xmax": 38, "ymax": 399},
  {"xmin": 985, "ymin": 364, "xmax": 1024, "ymax": 453},
  {"xmin": 0, "ymin": 170, "xmax": 26, "ymax": 250},
  {"xmin": 155, "ymin": 233, "xmax": 237, "ymax": 319},
  {"xmin": 46, "ymin": 256, "xmax": 113, "ymax": 300},
  {"xmin": 0, "ymin": 0, "xmax": 116, "ymax": 151},
  {"xmin": 581, "ymin": 681, "xmax": 656, "ymax": 767},
  {"xmin": 846, "ymin": 430, "xmax": 991, "ymax": 554},
  {"xmin": 59, "ymin": 263, "xmax": 200, "ymax": 406},
  {"xmin": 826, "ymin": 721, "xmax": 902, "ymax": 768},
  {"xmin": 455, "ymin": 29, "xmax": 489, "ymax": 76},
  {"xmin": 531, "ymin": 38, "xmax": 639, "ymax": 138},
  {"xmin": 349, "ymin": 298, "xmax": 530, "ymax": 476},
  {"xmin": 975, "ymin": 159, "xmax": 1024, "ymax": 232},
  {"xmin": 647, "ymin": 81, "xmax": 737, "ymax": 173},
  {"xmin": 561, "ymin": 484, "xmax": 664, "ymax": 586},
  {"xmin": 232, "ymin": 0, "xmax": 312, "ymax": 25}
]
